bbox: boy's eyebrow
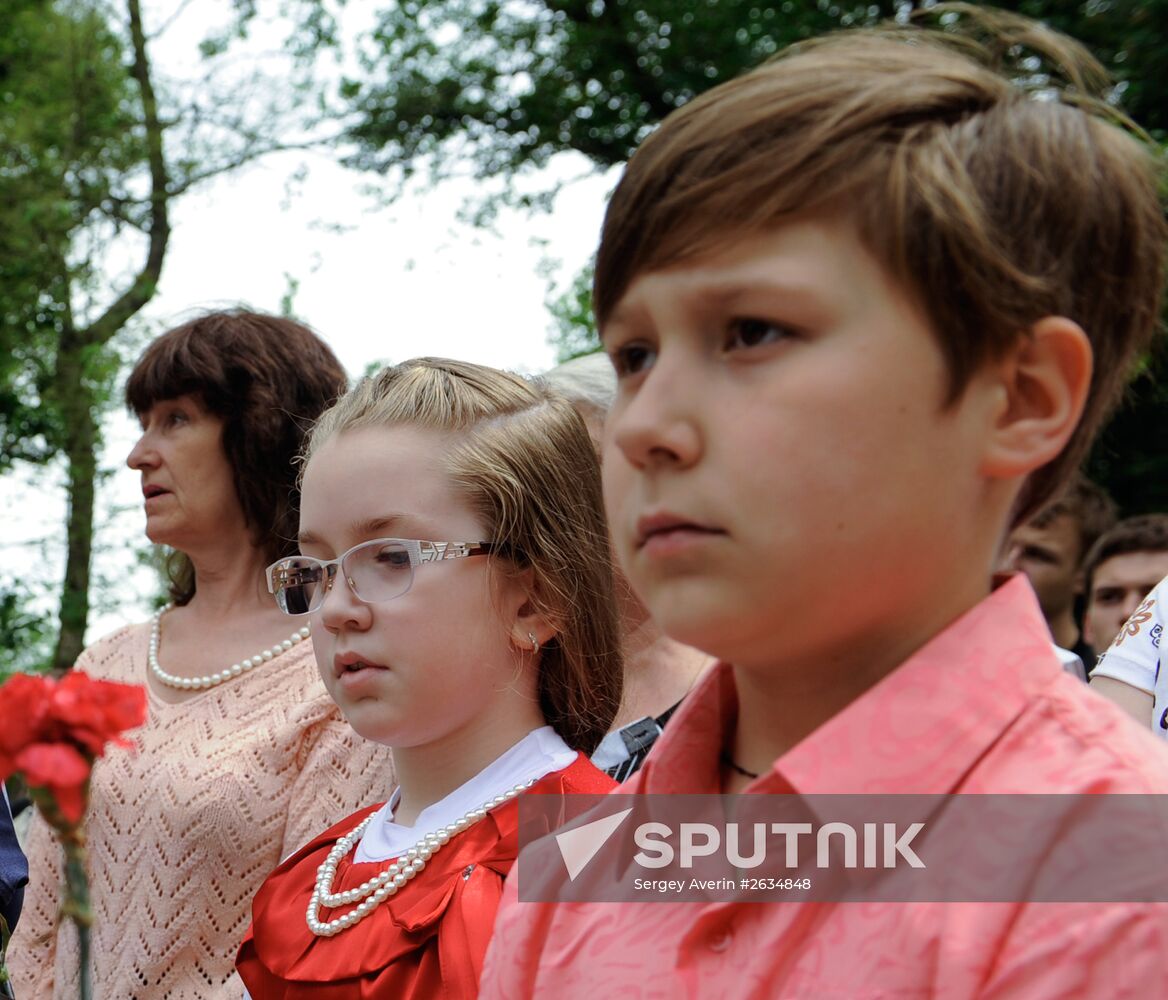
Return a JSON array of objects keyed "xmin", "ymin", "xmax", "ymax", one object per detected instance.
[
  {"xmin": 603, "ymin": 260, "xmax": 832, "ymax": 334},
  {"xmin": 689, "ymin": 265, "xmax": 827, "ymax": 302},
  {"xmin": 603, "ymin": 298, "xmax": 644, "ymax": 331}
]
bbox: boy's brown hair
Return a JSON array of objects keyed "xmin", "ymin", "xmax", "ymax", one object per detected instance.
[
  {"xmin": 1028, "ymin": 474, "xmax": 1118, "ymax": 565},
  {"xmin": 1083, "ymin": 513, "xmax": 1168, "ymax": 593},
  {"xmin": 594, "ymin": 6, "xmax": 1166, "ymax": 524}
]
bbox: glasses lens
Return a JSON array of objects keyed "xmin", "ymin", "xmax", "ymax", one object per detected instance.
[
  {"xmin": 347, "ymin": 540, "xmax": 415, "ymax": 603},
  {"xmin": 272, "ymin": 558, "xmax": 324, "ymax": 615}
]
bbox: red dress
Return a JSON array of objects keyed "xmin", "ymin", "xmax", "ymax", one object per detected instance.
[{"xmin": 237, "ymin": 753, "xmax": 614, "ymax": 998}]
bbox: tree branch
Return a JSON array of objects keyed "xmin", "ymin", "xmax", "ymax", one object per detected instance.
[
  {"xmin": 81, "ymin": 0, "xmax": 170, "ymax": 349},
  {"xmin": 149, "ymin": 0, "xmax": 199, "ymax": 41},
  {"xmin": 165, "ymin": 136, "xmax": 342, "ymax": 199}
]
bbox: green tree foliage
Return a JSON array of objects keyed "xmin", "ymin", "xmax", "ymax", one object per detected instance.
[
  {"xmin": 341, "ymin": 0, "xmax": 893, "ymax": 184},
  {"xmin": 1005, "ymin": 0, "xmax": 1168, "ymax": 138},
  {"xmin": 547, "ymin": 266, "xmax": 600, "ymax": 362},
  {"xmin": 1, "ymin": 0, "xmax": 342, "ymax": 675},
  {"xmin": 0, "ymin": 0, "xmax": 165, "ymax": 672},
  {"xmin": 0, "ymin": 0, "xmax": 142, "ymax": 473},
  {"xmin": 340, "ymin": 0, "xmax": 1167, "ymax": 183},
  {"xmin": 2, "ymin": 1, "xmax": 332, "ymax": 672},
  {"xmin": 1086, "ymin": 340, "xmax": 1168, "ymax": 516},
  {"xmin": 0, "ymin": 580, "xmax": 53, "ymax": 678}
]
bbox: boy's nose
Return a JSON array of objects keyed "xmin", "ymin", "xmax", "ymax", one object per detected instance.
[
  {"xmin": 608, "ymin": 366, "xmax": 701, "ymax": 472},
  {"xmin": 1119, "ymin": 592, "xmax": 1146, "ymax": 625}
]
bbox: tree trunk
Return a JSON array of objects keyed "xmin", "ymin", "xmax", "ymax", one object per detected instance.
[
  {"xmin": 49, "ymin": 0, "xmax": 170, "ymax": 670},
  {"xmin": 50, "ymin": 327, "xmax": 98, "ymax": 673}
]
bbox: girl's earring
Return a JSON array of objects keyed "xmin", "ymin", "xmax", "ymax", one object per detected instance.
[{"xmin": 527, "ymin": 631, "xmax": 540, "ymax": 655}]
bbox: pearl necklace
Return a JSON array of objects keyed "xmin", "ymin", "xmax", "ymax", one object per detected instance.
[
  {"xmin": 148, "ymin": 606, "xmax": 311, "ymax": 690},
  {"xmin": 307, "ymin": 777, "xmax": 537, "ymax": 937}
]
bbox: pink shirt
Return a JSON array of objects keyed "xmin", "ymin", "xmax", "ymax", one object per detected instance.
[{"xmin": 481, "ymin": 576, "xmax": 1168, "ymax": 998}]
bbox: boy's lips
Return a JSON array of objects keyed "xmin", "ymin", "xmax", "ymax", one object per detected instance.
[{"xmin": 634, "ymin": 512, "xmax": 725, "ymax": 550}]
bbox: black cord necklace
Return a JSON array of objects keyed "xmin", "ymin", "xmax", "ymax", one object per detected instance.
[{"xmin": 721, "ymin": 752, "xmax": 760, "ymax": 780}]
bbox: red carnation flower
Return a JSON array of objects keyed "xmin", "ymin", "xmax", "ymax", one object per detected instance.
[
  {"xmin": 0, "ymin": 673, "xmax": 51, "ymax": 759},
  {"xmin": 0, "ymin": 670, "xmax": 146, "ymax": 824},
  {"xmin": 0, "ymin": 670, "xmax": 146, "ymax": 999}
]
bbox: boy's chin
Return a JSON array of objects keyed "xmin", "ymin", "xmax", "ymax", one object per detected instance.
[{"xmin": 644, "ymin": 596, "xmax": 740, "ymax": 663}]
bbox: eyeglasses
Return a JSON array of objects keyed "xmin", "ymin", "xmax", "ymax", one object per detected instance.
[{"xmin": 266, "ymin": 538, "xmax": 499, "ymax": 616}]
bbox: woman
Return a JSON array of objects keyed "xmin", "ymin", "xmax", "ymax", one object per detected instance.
[{"xmin": 9, "ymin": 311, "xmax": 395, "ymax": 999}]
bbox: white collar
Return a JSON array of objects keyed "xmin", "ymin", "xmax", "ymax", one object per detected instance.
[
  {"xmin": 591, "ymin": 725, "xmax": 632, "ymax": 769},
  {"xmin": 355, "ymin": 726, "xmax": 577, "ymax": 863}
]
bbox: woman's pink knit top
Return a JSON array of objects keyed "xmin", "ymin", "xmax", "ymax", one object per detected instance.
[{"xmin": 8, "ymin": 620, "xmax": 396, "ymax": 999}]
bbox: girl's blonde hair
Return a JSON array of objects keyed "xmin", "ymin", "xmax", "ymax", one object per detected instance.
[{"xmin": 303, "ymin": 357, "xmax": 623, "ymax": 754}]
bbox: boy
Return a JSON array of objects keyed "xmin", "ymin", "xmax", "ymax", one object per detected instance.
[
  {"xmin": 481, "ymin": 7, "xmax": 1168, "ymax": 998},
  {"xmin": 1084, "ymin": 514, "xmax": 1168, "ymax": 651},
  {"xmin": 1003, "ymin": 475, "xmax": 1116, "ymax": 671}
]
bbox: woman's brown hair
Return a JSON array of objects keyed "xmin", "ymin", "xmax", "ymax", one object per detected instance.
[
  {"xmin": 125, "ymin": 310, "xmax": 347, "ymax": 604},
  {"xmin": 303, "ymin": 357, "xmax": 623, "ymax": 755}
]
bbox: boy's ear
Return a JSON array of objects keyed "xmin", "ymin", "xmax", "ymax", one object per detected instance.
[
  {"xmin": 1073, "ymin": 566, "xmax": 1087, "ymax": 599},
  {"xmin": 979, "ymin": 316, "xmax": 1092, "ymax": 480}
]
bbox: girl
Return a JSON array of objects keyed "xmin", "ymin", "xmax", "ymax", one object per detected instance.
[{"xmin": 237, "ymin": 358, "xmax": 622, "ymax": 997}]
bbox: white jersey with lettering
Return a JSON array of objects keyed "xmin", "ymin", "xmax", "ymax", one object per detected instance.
[{"xmin": 1093, "ymin": 574, "xmax": 1168, "ymax": 739}]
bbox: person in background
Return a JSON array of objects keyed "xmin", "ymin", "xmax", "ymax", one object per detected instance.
[
  {"xmin": 1, "ymin": 782, "xmax": 27, "ymax": 998},
  {"xmin": 0, "ymin": 785, "xmax": 25, "ymax": 933},
  {"xmin": 9, "ymin": 311, "xmax": 395, "ymax": 999},
  {"xmin": 1088, "ymin": 515, "xmax": 1168, "ymax": 729},
  {"xmin": 543, "ymin": 353, "xmax": 711, "ymax": 780},
  {"xmin": 1003, "ymin": 474, "xmax": 1116, "ymax": 674},
  {"xmin": 481, "ymin": 7, "xmax": 1168, "ymax": 996},
  {"xmin": 1083, "ymin": 514, "xmax": 1168, "ymax": 650},
  {"xmin": 237, "ymin": 358, "xmax": 620, "ymax": 997}
]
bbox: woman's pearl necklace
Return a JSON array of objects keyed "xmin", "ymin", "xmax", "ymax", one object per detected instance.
[
  {"xmin": 148, "ymin": 605, "xmax": 310, "ymax": 690},
  {"xmin": 307, "ymin": 777, "xmax": 537, "ymax": 937}
]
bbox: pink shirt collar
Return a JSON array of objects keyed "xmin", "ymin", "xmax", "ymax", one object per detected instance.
[{"xmin": 638, "ymin": 574, "xmax": 1059, "ymax": 795}]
